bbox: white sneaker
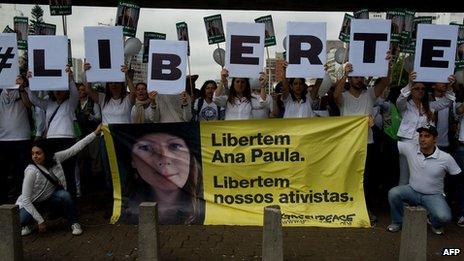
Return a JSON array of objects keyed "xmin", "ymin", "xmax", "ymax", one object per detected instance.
[
  {"xmin": 71, "ymin": 223, "xmax": 83, "ymax": 235},
  {"xmin": 21, "ymin": 226, "xmax": 32, "ymax": 236},
  {"xmin": 431, "ymin": 226, "xmax": 444, "ymax": 235}
]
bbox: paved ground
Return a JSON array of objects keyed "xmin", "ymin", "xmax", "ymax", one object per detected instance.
[{"xmin": 21, "ymin": 194, "xmax": 464, "ymax": 260}]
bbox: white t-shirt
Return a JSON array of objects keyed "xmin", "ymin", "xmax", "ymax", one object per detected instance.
[
  {"xmin": 398, "ymin": 141, "xmax": 461, "ymax": 194},
  {"xmin": 340, "ymin": 88, "xmax": 376, "ymax": 144},
  {"xmin": 282, "ymin": 94, "xmax": 314, "ymax": 119},
  {"xmin": 0, "ymin": 89, "xmax": 31, "ymax": 140},
  {"xmin": 194, "ymin": 98, "xmax": 219, "ymax": 121},
  {"xmin": 98, "ymin": 93, "xmax": 133, "ymax": 124},
  {"xmin": 251, "ymin": 93, "xmax": 272, "ymax": 119},
  {"xmin": 213, "ymin": 94, "xmax": 253, "ymax": 120}
]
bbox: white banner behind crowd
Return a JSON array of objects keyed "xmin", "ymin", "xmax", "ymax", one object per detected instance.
[
  {"xmin": 28, "ymin": 35, "xmax": 68, "ymax": 91},
  {"xmin": 414, "ymin": 24, "xmax": 458, "ymax": 83},
  {"xmin": 226, "ymin": 22, "xmax": 265, "ymax": 78},
  {"xmin": 286, "ymin": 22, "xmax": 326, "ymax": 78},
  {"xmin": 349, "ymin": 19, "xmax": 391, "ymax": 77},
  {"xmin": 0, "ymin": 33, "xmax": 19, "ymax": 88},
  {"xmin": 147, "ymin": 39, "xmax": 187, "ymax": 94},
  {"xmin": 84, "ymin": 26, "xmax": 125, "ymax": 83}
]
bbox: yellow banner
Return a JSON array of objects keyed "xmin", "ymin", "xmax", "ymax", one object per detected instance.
[{"xmin": 201, "ymin": 116, "xmax": 370, "ymax": 227}]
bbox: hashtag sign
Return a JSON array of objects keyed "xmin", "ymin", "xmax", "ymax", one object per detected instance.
[{"xmin": 0, "ymin": 47, "xmax": 14, "ymax": 73}]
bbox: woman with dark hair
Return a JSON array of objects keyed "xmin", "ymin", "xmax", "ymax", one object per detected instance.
[
  {"xmin": 281, "ymin": 77, "xmax": 316, "ymax": 118},
  {"xmin": 16, "ymin": 124, "xmax": 102, "ymax": 236},
  {"xmin": 193, "ymin": 80, "xmax": 220, "ymax": 121},
  {"xmin": 396, "ymin": 71, "xmax": 455, "ymax": 185},
  {"xmin": 119, "ymin": 123, "xmax": 204, "ymax": 224},
  {"xmin": 213, "ymin": 68, "xmax": 266, "ymax": 120},
  {"xmin": 0, "ymin": 74, "xmax": 33, "ymax": 203},
  {"xmin": 26, "ymin": 67, "xmax": 80, "ymax": 199}
]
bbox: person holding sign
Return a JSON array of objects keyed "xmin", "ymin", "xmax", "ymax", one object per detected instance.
[
  {"xmin": 333, "ymin": 52, "xmax": 392, "ymax": 222},
  {"xmin": 83, "ymin": 62, "xmax": 136, "ymax": 193},
  {"xmin": 280, "ymin": 62, "xmax": 328, "ymax": 119},
  {"xmin": 250, "ymin": 73, "xmax": 273, "ymax": 119},
  {"xmin": 25, "ymin": 66, "xmax": 80, "ymax": 199},
  {"xmin": 17, "ymin": 124, "xmax": 102, "ymax": 236},
  {"xmin": 396, "ymin": 72, "xmax": 455, "ymax": 185},
  {"xmin": 0, "ymin": 75, "xmax": 33, "ymax": 204},
  {"xmin": 213, "ymin": 68, "xmax": 267, "ymax": 120}
]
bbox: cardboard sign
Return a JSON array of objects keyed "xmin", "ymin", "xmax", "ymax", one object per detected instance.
[
  {"xmin": 147, "ymin": 39, "xmax": 187, "ymax": 94},
  {"xmin": 349, "ymin": 19, "xmax": 391, "ymax": 77},
  {"xmin": 143, "ymin": 32, "xmax": 166, "ymax": 63},
  {"xmin": 49, "ymin": 0, "xmax": 72, "ymax": 16},
  {"xmin": 204, "ymin": 14, "xmax": 225, "ymax": 45},
  {"xmin": 414, "ymin": 24, "xmax": 458, "ymax": 83},
  {"xmin": 36, "ymin": 23, "xmax": 56, "ymax": 36},
  {"xmin": 338, "ymin": 13, "xmax": 353, "ymax": 43},
  {"xmin": 28, "ymin": 35, "xmax": 68, "ymax": 91},
  {"xmin": 386, "ymin": 11, "xmax": 405, "ymax": 42},
  {"xmin": 84, "ymin": 26, "xmax": 125, "ymax": 83},
  {"xmin": 255, "ymin": 15, "xmax": 276, "ymax": 47},
  {"xmin": 176, "ymin": 22, "xmax": 190, "ymax": 56},
  {"xmin": 115, "ymin": 1, "xmax": 140, "ymax": 37},
  {"xmin": 225, "ymin": 22, "xmax": 265, "ymax": 78},
  {"xmin": 13, "ymin": 17, "xmax": 28, "ymax": 50},
  {"xmin": 0, "ymin": 33, "xmax": 19, "ymax": 88},
  {"xmin": 285, "ymin": 22, "xmax": 326, "ymax": 78}
]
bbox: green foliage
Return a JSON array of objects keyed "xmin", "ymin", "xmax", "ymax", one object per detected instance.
[
  {"xmin": 29, "ymin": 4, "xmax": 44, "ymax": 35},
  {"xmin": 390, "ymin": 54, "xmax": 409, "ymax": 88}
]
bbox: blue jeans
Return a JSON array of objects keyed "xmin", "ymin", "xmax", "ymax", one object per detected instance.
[
  {"xmin": 19, "ymin": 189, "xmax": 78, "ymax": 225},
  {"xmin": 388, "ymin": 185, "xmax": 451, "ymax": 228}
]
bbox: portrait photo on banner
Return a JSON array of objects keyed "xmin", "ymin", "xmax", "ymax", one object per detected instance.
[{"xmin": 108, "ymin": 122, "xmax": 205, "ymax": 225}]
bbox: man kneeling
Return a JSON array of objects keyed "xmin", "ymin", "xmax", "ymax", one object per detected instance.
[{"xmin": 387, "ymin": 125, "xmax": 461, "ymax": 235}]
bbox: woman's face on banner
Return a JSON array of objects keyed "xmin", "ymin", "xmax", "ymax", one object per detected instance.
[{"xmin": 132, "ymin": 133, "xmax": 190, "ymax": 191}]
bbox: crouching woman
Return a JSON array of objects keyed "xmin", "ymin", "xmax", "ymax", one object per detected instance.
[{"xmin": 16, "ymin": 124, "xmax": 102, "ymax": 236}]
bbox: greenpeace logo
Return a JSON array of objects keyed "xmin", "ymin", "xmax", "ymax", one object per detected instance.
[
  {"xmin": 281, "ymin": 213, "xmax": 355, "ymax": 225},
  {"xmin": 442, "ymin": 248, "xmax": 461, "ymax": 256}
]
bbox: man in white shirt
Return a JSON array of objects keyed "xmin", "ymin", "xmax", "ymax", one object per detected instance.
[
  {"xmin": 333, "ymin": 55, "xmax": 392, "ymax": 222},
  {"xmin": 387, "ymin": 125, "xmax": 461, "ymax": 235}
]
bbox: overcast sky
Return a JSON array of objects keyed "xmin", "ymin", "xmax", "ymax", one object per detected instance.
[{"xmin": 1, "ymin": 4, "xmax": 346, "ymax": 84}]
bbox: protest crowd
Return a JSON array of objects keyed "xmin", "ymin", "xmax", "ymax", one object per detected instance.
[{"xmin": 1, "ymin": 4, "xmax": 464, "ymax": 240}]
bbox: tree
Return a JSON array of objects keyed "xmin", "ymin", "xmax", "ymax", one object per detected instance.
[{"xmin": 29, "ymin": 4, "xmax": 44, "ymax": 35}]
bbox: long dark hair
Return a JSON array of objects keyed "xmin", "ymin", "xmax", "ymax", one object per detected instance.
[
  {"xmin": 289, "ymin": 78, "xmax": 308, "ymax": 103},
  {"xmin": 407, "ymin": 82, "xmax": 434, "ymax": 122},
  {"xmin": 228, "ymin": 78, "xmax": 251, "ymax": 105},
  {"xmin": 200, "ymin": 80, "xmax": 217, "ymax": 99},
  {"xmin": 31, "ymin": 139, "xmax": 57, "ymax": 169},
  {"xmin": 104, "ymin": 82, "xmax": 127, "ymax": 107}
]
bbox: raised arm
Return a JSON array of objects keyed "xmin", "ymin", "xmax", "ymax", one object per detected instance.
[
  {"xmin": 334, "ymin": 63, "xmax": 352, "ymax": 107},
  {"xmin": 373, "ymin": 51, "xmax": 393, "ymax": 98},
  {"xmin": 180, "ymin": 91, "xmax": 192, "ymax": 122},
  {"xmin": 55, "ymin": 124, "xmax": 101, "ymax": 162},
  {"xmin": 67, "ymin": 66, "xmax": 79, "ymax": 111},
  {"xmin": 281, "ymin": 61, "xmax": 290, "ymax": 101},
  {"xmin": 215, "ymin": 68, "xmax": 229, "ymax": 97},
  {"xmin": 147, "ymin": 91, "xmax": 160, "ymax": 123},
  {"xmin": 122, "ymin": 65, "xmax": 136, "ymax": 105}
]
